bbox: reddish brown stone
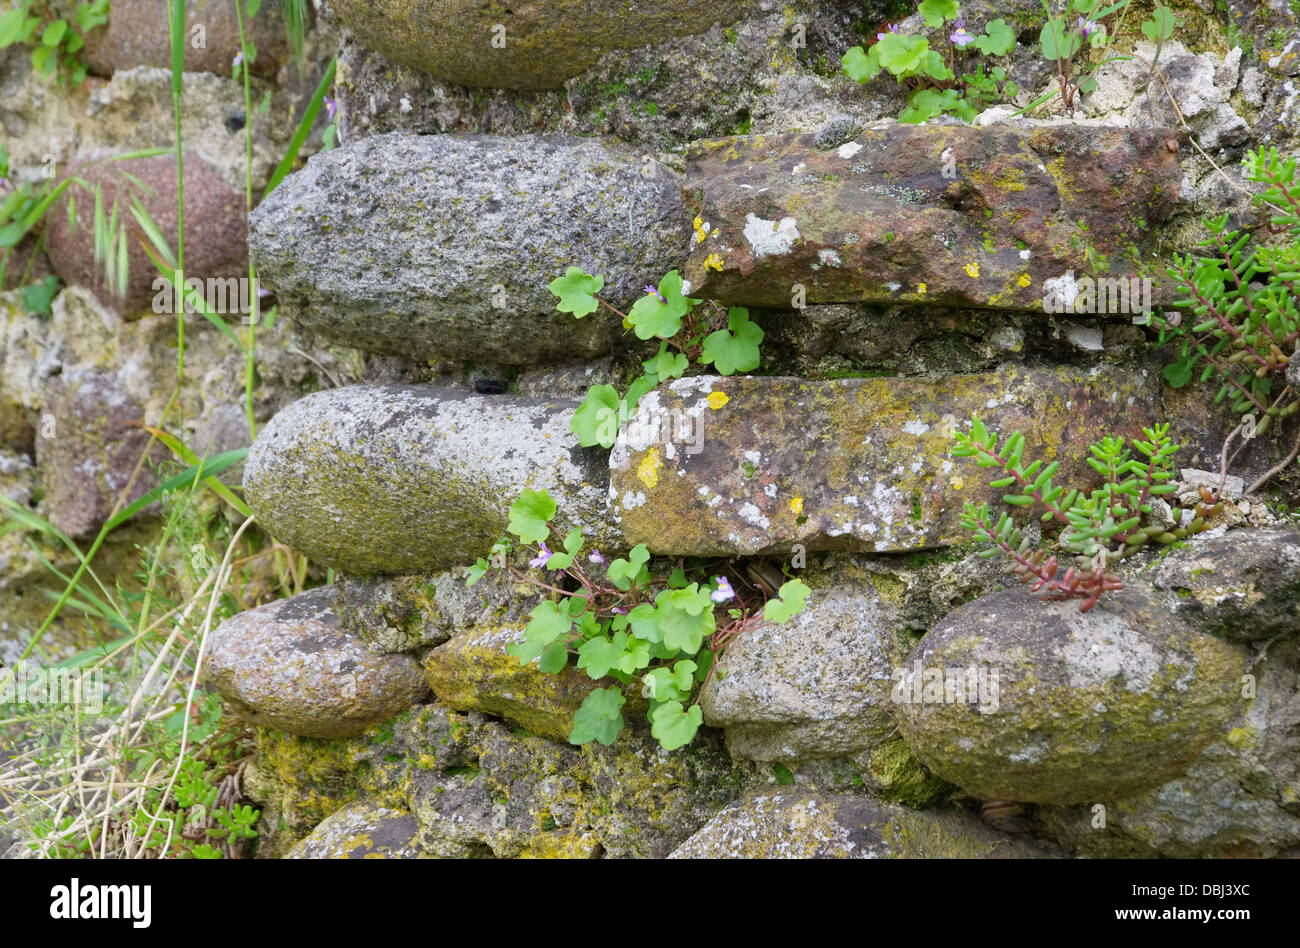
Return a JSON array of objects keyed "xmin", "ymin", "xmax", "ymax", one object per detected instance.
[
  {"xmin": 609, "ymin": 365, "xmax": 1161, "ymax": 556},
  {"xmin": 682, "ymin": 124, "xmax": 1183, "ymax": 312},
  {"xmin": 82, "ymin": 0, "xmax": 293, "ymax": 80},
  {"xmin": 44, "ymin": 154, "xmax": 247, "ymax": 318}
]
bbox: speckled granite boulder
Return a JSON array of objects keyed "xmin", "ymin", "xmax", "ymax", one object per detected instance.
[
  {"xmin": 1034, "ymin": 636, "xmax": 1300, "ymax": 857},
  {"xmin": 609, "ymin": 364, "xmax": 1158, "ymax": 556},
  {"xmin": 204, "ymin": 587, "xmax": 428, "ymax": 738},
  {"xmin": 682, "ymin": 124, "xmax": 1182, "ymax": 310},
  {"xmin": 893, "ymin": 586, "xmax": 1247, "ymax": 804},
  {"xmin": 1150, "ymin": 528, "xmax": 1300, "ymax": 642},
  {"xmin": 288, "ymin": 802, "xmax": 425, "ymax": 859},
  {"xmin": 700, "ymin": 581, "xmax": 899, "ymax": 761},
  {"xmin": 328, "ymin": 0, "xmax": 750, "ymax": 90},
  {"xmin": 249, "ymin": 133, "xmax": 689, "ymax": 364},
  {"xmin": 243, "ymin": 384, "xmax": 616, "ymax": 575},
  {"xmin": 670, "ymin": 791, "xmax": 1054, "ymax": 858}
]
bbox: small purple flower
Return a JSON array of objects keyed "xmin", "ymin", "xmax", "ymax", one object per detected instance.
[
  {"xmin": 0, "ymin": 177, "xmax": 10, "ymax": 193},
  {"xmin": 257, "ymin": 284, "xmax": 271, "ymax": 299},
  {"xmin": 589, "ymin": 549, "xmax": 606, "ymax": 566},
  {"xmin": 950, "ymin": 20, "xmax": 975, "ymax": 48},
  {"xmin": 711, "ymin": 576, "xmax": 735, "ymax": 603},
  {"xmin": 232, "ymin": 50, "xmax": 244, "ymax": 69},
  {"xmin": 644, "ymin": 284, "xmax": 666, "ymax": 304},
  {"xmin": 1077, "ymin": 16, "xmax": 1098, "ymax": 38},
  {"xmin": 611, "ymin": 606, "xmax": 628, "ymax": 615},
  {"xmin": 876, "ymin": 22, "xmax": 899, "ymax": 41},
  {"xmin": 324, "ymin": 96, "xmax": 338, "ymax": 122},
  {"xmin": 529, "ymin": 543, "xmax": 552, "ymax": 569}
]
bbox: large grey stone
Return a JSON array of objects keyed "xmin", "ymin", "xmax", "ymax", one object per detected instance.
[
  {"xmin": 892, "ymin": 586, "xmax": 1247, "ymax": 804},
  {"xmin": 608, "ymin": 364, "xmax": 1159, "ymax": 556},
  {"xmin": 327, "ymin": 0, "xmax": 750, "ymax": 91},
  {"xmin": 243, "ymin": 384, "xmax": 615, "ymax": 575},
  {"xmin": 700, "ymin": 581, "xmax": 899, "ymax": 761},
  {"xmin": 1035, "ymin": 636, "xmax": 1300, "ymax": 857},
  {"xmin": 249, "ymin": 133, "xmax": 690, "ymax": 364},
  {"xmin": 1150, "ymin": 528, "xmax": 1300, "ymax": 642},
  {"xmin": 205, "ymin": 587, "xmax": 428, "ymax": 738},
  {"xmin": 669, "ymin": 791, "xmax": 1055, "ymax": 858}
]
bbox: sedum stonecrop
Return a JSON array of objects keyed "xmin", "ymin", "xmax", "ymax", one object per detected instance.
[
  {"xmin": 1155, "ymin": 146, "xmax": 1300, "ymax": 475},
  {"xmin": 466, "ymin": 488, "xmax": 811, "ymax": 752},
  {"xmin": 842, "ymin": 1, "xmax": 1018, "ymax": 123},
  {"xmin": 550, "ymin": 265, "xmax": 764, "ymax": 449},
  {"xmin": 953, "ymin": 416, "xmax": 1214, "ymax": 610}
]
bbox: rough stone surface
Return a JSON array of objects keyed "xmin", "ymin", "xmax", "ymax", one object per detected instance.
[
  {"xmin": 681, "ymin": 124, "xmax": 1182, "ymax": 310},
  {"xmin": 34, "ymin": 367, "xmax": 163, "ymax": 537},
  {"xmin": 669, "ymin": 791, "xmax": 1054, "ymax": 858},
  {"xmin": 1036, "ymin": 636, "xmax": 1300, "ymax": 857},
  {"xmin": 0, "ymin": 50, "xmax": 329, "ymax": 195},
  {"xmin": 44, "ymin": 154, "xmax": 247, "ymax": 317},
  {"xmin": 246, "ymin": 704, "xmax": 745, "ymax": 858},
  {"xmin": 1150, "ymin": 528, "xmax": 1300, "ymax": 642},
  {"xmin": 204, "ymin": 587, "xmax": 429, "ymax": 738},
  {"xmin": 83, "ymin": 0, "xmax": 292, "ymax": 80},
  {"xmin": 609, "ymin": 364, "xmax": 1160, "ymax": 556},
  {"xmin": 893, "ymin": 585, "xmax": 1247, "ymax": 804},
  {"xmin": 243, "ymin": 384, "xmax": 615, "ymax": 575},
  {"xmin": 328, "ymin": 0, "xmax": 750, "ymax": 91},
  {"xmin": 249, "ymin": 133, "xmax": 689, "ymax": 364},
  {"xmin": 423, "ymin": 625, "xmax": 600, "ymax": 742},
  {"xmin": 288, "ymin": 801, "xmax": 424, "ymax": 858},
  {"xmin": 700, "ymin": 581, "xmax": 899, "ymax": 761}
]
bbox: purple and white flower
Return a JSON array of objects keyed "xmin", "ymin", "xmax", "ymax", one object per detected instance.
[
  {"xmin": 529, "ymin": 543, "xmax": 552, "ymax": 569},
  {"xmin": 877, "ymin": 22, "xmax": 899, "ymax": 41},
  {"xmin": 950, "ymin": 19, "xmax": 975, "ymax": 48},
  {"xmin": 711, "ymin": 576, "xmax": 735, "ymax": 603}
]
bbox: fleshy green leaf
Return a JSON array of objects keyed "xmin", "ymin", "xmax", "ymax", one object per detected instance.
[
  {"xmin": 545, "ymin": 528, "xmax": 584, "ymax": 570},
  {"xmin": 644, "ymin": 342, "xmax": 689, "ymax": 381},
  {"xmin": 763, "ymin": 579, "xmax": 811, "ymax": 623},
  {"xmin": 569, "ymin": 687, "xmax": 626, "ymax": 746},
  {"xmin": 506, "ymin": 489, "xmax": 556, "ymax": 544},
  {"xmin": 549, "ymin": 266, "xmax": 604, "ymax": 318},
  {"xmin": 577, "ymin": 631, "xmax": 629, "ymax": 679},
  {"xmin": 507, "ymin": 600, "xmax": 572, "ymax": 664},
  {"xmin": 570, "ymin": 384, "xmax": 621, "ymax": 449},
  {"xmin": 699, "ymin": 307, "xmax": 764, "ymax": 376},
  {"xmin": 649, "ymin": 700, "xmax": 703, "ymax": 750},
  {"xmin": 973, "ymin": 19, "xmax": 1015, "ymax": 56},
  {"xmin": 627, "ymin": 270, "xmax": 695, "ymax": 340},
  {"xmin": 918, "ymin": 0, "xmax": 960, "ymax": 27}
]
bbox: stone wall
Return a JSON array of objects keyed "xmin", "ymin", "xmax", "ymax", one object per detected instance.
[{"xmin": 3, "ymin": 0, "xmax": 1300, "ymax": 858}]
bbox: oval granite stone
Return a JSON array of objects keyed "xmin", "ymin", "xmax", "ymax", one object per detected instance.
[{"xmin": 205, "ymin": 587, "xmax": 428, "ymax": 738}]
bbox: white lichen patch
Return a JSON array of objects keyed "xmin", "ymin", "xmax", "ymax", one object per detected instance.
[
  {"xmin": 818, "ymin": 249, "xmax": 844, "ymax": 267},
  {"xmin": 838, "ymin": 141, "xmax": 863, "ymax": 159},
  {"xmin": 743, "ymin": 213, "xmax": 801, "ymax": 259},
  {"xmin": 902, "ymin": 419, "xmax": 930, "ymax": 436}
]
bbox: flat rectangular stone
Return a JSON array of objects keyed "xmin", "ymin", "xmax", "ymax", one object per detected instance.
[
  {"xmin": 609, "ymin": 366, "xmax": 1160, "ymax": 556},
  {"xmin": 682, "ymin": 124, "xmax": 1182, "ymax": 312}
]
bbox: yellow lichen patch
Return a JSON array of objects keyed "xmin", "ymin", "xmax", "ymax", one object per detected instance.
[
  {"xmin": 963, "ymin": 262, "xmax": 980, "ymax": 278},
  {"xmin": 916, "ymin": 282, "xmax": 927, "ymax": 295},
  {"xmin": 789, "ymin": 495, "xmax": 804, "ymax": 515},
  {"xmin": 637, "ymin": 448, "xmax": 662, "ymax": 489},
  {"xmin": 704, "ymin": 252, "xmax": 725, "ymax": 272},
  {"xmin": 706, "ymin": 391, "xmax": 730, "ymax": 410},
  {"xmin": 950, "ymin": 475, "xmax": 964, "ymax": 490},
  {"xmin": 1017, "ymin": 273, "xmax": 1032, "ymax": 287}
]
